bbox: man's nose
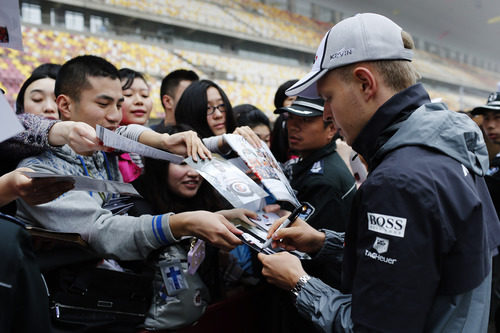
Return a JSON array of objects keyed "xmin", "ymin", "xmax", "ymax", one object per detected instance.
[
  {"xmin": 108, "ymin": 104, "xmax": 122, "ymax": 123},
  {"xmin": 323, "ymin": 104, "xmax": 333, "ymax": 122}
]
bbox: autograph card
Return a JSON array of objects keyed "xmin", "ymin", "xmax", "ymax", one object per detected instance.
[
  {"xmin": 0, "ymin": 93, "xmax": 24, "ymax": 142},
  {"xmin": 0, "ymin": 0, "xmax": 23, "ymax": 51},
  {"xmin": 185, "ymin": 154, "xmax": 267, "ymax": 207}
]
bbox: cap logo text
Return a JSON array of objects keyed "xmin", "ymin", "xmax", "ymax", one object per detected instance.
[{"xmin": 330, "ymin": 48, "xmax": 353, "ymax": 60}]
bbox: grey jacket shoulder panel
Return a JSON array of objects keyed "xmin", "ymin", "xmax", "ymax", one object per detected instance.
[{"xmin": 376, "ymin": 103, "xmax": 488, "ymax": 176}]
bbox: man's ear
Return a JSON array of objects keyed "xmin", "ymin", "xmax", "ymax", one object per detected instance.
[
  {"xmin": 352, "ymin": 66, "xmax": 377, "ymax": 101},
  {"xmin": 162, "ymin": 94, "xmax": 174, "ymax": 111},
  {"xmin": 57, "ymin": 95, "xmax": 73, "ymax": 120},
  {"xmin": 326, "ymin": 122, "xmax": 336, "ymax": 141}
]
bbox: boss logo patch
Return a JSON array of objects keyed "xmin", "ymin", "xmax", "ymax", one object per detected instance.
[{"xmin": 367, "ymin": 212, "xmax": 407, "ymax": 238}]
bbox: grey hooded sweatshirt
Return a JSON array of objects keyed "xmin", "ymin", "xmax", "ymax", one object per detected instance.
[{"xmin": 16, "ymin": 125, "xmax": 177, "ymax": 260}]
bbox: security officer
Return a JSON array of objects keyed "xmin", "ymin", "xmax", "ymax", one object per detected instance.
[
  {"xmin": 269, "ymin": 97, "xmax": 356, "ymax": 333},
  {"xmin": 278, "ymin": 97, "xmax": 355, "ymax": 289},
  {"xmin": 278, "ymin": 97, "xmax": 356, "ymax": 233},
  {"xmin": 472, "ymin": 92, "xmax": 500, "ymax": 217},
  {"xmin": 472, "ymin": 92, "xmax": 500, "ymax": 333}
]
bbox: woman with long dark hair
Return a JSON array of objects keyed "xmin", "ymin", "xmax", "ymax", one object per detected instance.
[
  {"xmin": 175, "ymin": 80, "xmax": 237, "ymax": 138},
  {"xmin": 129, "ymin": 125, "xmax": 257, "ymax": 331},
  {"xmin": 131, "ymin": 124, "xmax": 227, "ymax": 214},
  {"xmin": 175, "ymin": 80, "xmax": 261, "ymax": 149},
  {"xmin": 16, "ymin": 63, "xmax": 61, "ymax": 119}
]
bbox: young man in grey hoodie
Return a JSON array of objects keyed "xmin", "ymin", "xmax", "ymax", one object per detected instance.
[
  {"xmin": 16, "ymin": 55, "xmax": 243, "ymax": 260},
  {"xmin": 258, "ymin": 13, "xmax": 500, "ymax": 332}
]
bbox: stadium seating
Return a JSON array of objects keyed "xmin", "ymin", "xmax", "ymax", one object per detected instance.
[
  {"xmin": 2, "ymin": 0, "xmax": 500, "ymax": 119},
  {"xmin": 100, "ymin": 0, "xmax": 326, "ymax": 48},
  {"xmin": 1, "ymin": 25, "xmax": 307, "ymax": 118}
]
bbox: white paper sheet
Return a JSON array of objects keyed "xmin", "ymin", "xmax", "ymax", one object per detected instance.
[
  {"xmin": 0, "ymin": 93, "xmax": 24, "ymax": 142},
  {"xmin": 96, "ymin": 125, "xmax": 184, "ymax": 164},
  {"xmin": 22, "ymin": 171, "xmax": 141, "ymax": 197},
  {"xmin": 0, "ymin": 0, "xmax": 23, "ymax": 51}
]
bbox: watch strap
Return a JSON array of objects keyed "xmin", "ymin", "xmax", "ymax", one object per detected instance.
[{"xmin": 290, "ymin": 274, "xmax": 311, "ymax": 298}]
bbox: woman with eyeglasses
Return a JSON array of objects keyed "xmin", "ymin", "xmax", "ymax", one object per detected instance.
[
  {"xmin": 175, "ymin": 80, "xmax": 237, "ymax": 138},
  {"xmin": 174, "ymin": 80, "xmax": 265, "ymax": 281},
  {"xmin": 175, "ymin": 80, "xmax": 262, "ymax": 147}
]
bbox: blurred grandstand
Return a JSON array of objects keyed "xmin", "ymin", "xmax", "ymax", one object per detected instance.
[{"xmin": 2, "ymin": 0, "xmax": 500, "ymax": 120}]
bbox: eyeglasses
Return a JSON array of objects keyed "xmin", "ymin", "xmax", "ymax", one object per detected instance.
[{"xmin": 207, "ymin": 103, "xmax": 226, "ymax": 116}]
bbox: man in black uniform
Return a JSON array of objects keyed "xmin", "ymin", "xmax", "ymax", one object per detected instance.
[
  {"xmin": 278, "ymin": 97, "xmax": 355, "ymax": 288},
  {"xmin": 258, "ymin": 13, "xmax": 500, "ymax": 332},
  {"xmin": 268, "ymin": 98, "xmax": 356, "ymax": 333},
  {"xmin": 472, "ymin": 92, "xmax": 500, "ymax": 217},
  {"xmin": 472, "ymin": 92, "xmax": 500, "ymax": 332},
  {"xmin": 278, "ymin": 97, "xmax": 356, "ymax": 232}
]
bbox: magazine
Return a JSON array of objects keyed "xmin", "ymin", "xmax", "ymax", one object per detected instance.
[
  {"xmin": 185, "ymin": 154, "xmax": 268, "ymax": 207},
  {"xmin": 223, "ymin": 134, "xmax": 300, "ymax": 207},
  {"xmin": 22, "ymin": 171, "xmax": 141, "ymax": 197}
]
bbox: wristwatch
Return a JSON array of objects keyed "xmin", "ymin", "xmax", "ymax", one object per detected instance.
[{"xmin": 290, "ymin": 274, "xmax": 311, "ymax": 299}]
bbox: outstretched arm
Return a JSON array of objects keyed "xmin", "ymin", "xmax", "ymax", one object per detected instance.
[
  {"xmin": 169, "ymin": 211, "xmax": 243, "ymax": 251},
  {"xmin": 48, "ymin": 121, "xmax": 105, "ymax": 155},
  {"xmin": 0, "ymin": 167, "xmax": 74, "ymax": 207},
  {"xmin": 3, "ymin": 114, "xmax": 105, "ymax": 158},
  {"xmin": 137, "ymin": 129, "xmax": 211, "ymax": 161}
]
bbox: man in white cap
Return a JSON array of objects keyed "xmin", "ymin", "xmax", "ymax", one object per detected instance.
[{"xmin": 258, "ymin": 13, "xmax": 500, "ymax": 332}]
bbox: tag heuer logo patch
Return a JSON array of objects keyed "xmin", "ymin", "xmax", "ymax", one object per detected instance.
[
  {"xmin": 367, "ymin": 212, "xmax": 407, "ymax": 238},
  {"xmin": 309, "ymin": 160, "xmax": 323, "ymax": 174},
  {"xmin": 373, "ymin": 237, "xmax": 389, "ymax": 254}
]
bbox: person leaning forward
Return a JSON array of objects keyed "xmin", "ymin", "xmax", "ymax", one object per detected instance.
[{"xmin": 258, "ymin": 13, "xmax": 500, "ymax": 332}]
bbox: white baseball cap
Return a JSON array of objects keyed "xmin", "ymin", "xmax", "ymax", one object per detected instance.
[{"xmin": 286, "ymin": 13, "xmax": 414, "ymax": 98}]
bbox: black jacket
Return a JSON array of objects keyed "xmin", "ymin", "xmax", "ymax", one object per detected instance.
[
  {"xmin": 343, "ymin": 83, "xmax": 500, "ymax": 332},
  {"xmin": 0, "ymin": 215, "xmax": 51, "ymax": 332},
  {"xmin": 288, "ymin": 140, "xmax": 356, "ymax": 231},
  {"xmin": 287, "ymin": 140, "xmax": 356, "ymax": 288}
]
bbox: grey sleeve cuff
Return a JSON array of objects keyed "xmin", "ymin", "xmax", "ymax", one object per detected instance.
[
  {"xmin": 296, "ymin": 277, "xmax": 353, "ymax": 332},
  {"xmin": 115, "ymin": 124, "xmax": 148, "ymax": 142},
  {"xmin": 154, "ymin": 213, "xmax": 180, "ymax": 245},
  {"xmin": 203, "ymin": 136, "xmax": 232, "ymax": 155},
  {"xmin": 312, "ymin": 229, "xmax": 345, "ymax": 264}
]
